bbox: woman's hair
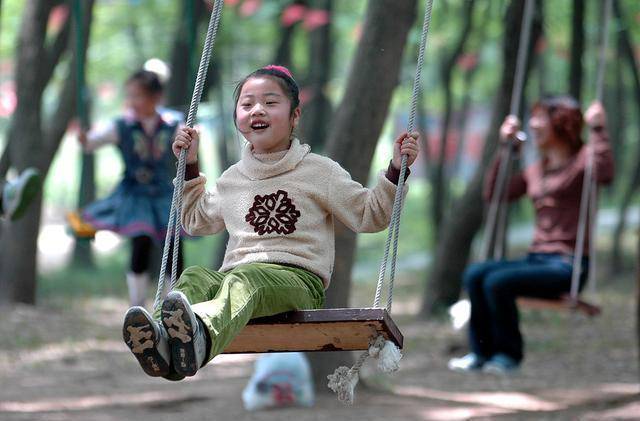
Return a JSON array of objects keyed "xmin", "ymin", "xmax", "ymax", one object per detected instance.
[
  {"xmin": 126, "ymin": 70, "xmax": 164, "ymax": 95},
  {"xmin": 531, "ymin": 95, "xmax": 584, "ymax": 153},
  {"xmin": 232, "ymin": 65, "xmax": 300, "ymax": 122}
]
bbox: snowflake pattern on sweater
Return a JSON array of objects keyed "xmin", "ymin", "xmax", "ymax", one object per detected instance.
[{"xmin": 245, "ymin": 190, "xmax": 301, "ymax": 235}]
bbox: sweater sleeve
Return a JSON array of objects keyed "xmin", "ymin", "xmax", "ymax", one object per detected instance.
[
  {"xmin": 588, "ymin": 126, "xmax": 614, "ymax": 185},
  {"xmin": 327, "ymin": 161, "xmax": 407, "ymax": 233},
  {"xmin": 181, "ymin": 174, "xmax": 226, "ymax": 236},
  {"xmin": 84, "ymin": 121, "xmax": 119, "ymax": 153},
  {"xmin": 483, "ymin": 152, "xmax": 527, "ymax": 202}
]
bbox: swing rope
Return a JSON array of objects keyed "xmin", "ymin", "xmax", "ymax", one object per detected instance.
[
  {"xmin": 153, "ymin": 0, "xmax": 224, "ymax": 311},
  {"xmin": 569, "ymin": 0, "xmax": 612, "ymax": 303},
  {"xmin": 480, "ymin": 0, "xmax": 535, "ymax": 261},
  {"xmin": 328, "ymin": 0, "xmax": 434, "ymax": 404}
]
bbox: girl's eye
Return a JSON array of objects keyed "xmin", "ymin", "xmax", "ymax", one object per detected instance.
[{"xmin": 266, "ymin": 101, "xmax": 277, "ymax": 105}]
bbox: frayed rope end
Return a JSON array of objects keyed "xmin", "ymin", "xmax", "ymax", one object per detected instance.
[
  {"xmin": 327, "ymin": 366, "xmax": 359, "ymax": 405},
  {"xmin": 377, "ymin": 340, "xmax": 402, "ymax": 372}
]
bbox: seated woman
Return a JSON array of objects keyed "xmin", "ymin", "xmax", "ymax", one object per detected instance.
[{"xmin": 448, "ymin": 96, "xmax": 614, "ymax": 374}]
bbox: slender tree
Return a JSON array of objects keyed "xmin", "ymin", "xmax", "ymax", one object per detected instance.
[
  {"xmin": 420, "ymin": 0, "xmax": 541, "ymax": 316},
  {"xmin": 430, "ymin": 0, "xmax": 475, "ymax": 243},
  {"xmin": 299, "ymin": 0, "xmax": 333, "ymax": 153},
  {"xmin": 610, "ymin": 0, "xmax": 640, "ymax": 274},
  {"xmin": 568, "ymin": 0, "xmax": 584, "ymax": 101},
  {"xmin": 0, "ymin": 0, "xmax": 95, "ymax": 304},
  {"xmin": 308, "ymin": 0, "xmax": 417, "ymax": 390}
]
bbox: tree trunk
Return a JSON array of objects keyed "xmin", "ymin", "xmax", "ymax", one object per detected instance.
[
  {"xmin": 610, "ymin": 0, "xmax": 640, "ymax": 274},
  {"xmin": 568, "ymin": 0, "xmax": 584, "ymax": 101},
  {"xmin": 419, "ymin": 0, "xmax": 541, "ymax": 317},
  {"xmin": 431, "ymin": 0, "xmax": 475, "ymax": 243},
  {"xmin": 274, "ymin": 0, "xmax": 307, "ymax": 69},
  {"xmin": 307, "ymin": 0, "xmax": 417, "ymax": 391},
  {"xmin": 637, "ymin": 225, "xmax": 640, "ymax": 382},
  {"xmin": 210, "ymin": 57, "xmax": 233, "ymax": 269},
  {"xmin": 0, "ymin": 0, "xmax": 94, "ymax": 305},
  {"xmin": 165, "ymin": 0, "xmax": 206, "ymax": 112},
  {"xmin": 299, "ymin": 0, "xmax": 333, "ymax": 153},
  {"xmin": 71, "ymin": 0, "xmax": 96, "ymax": 267}
]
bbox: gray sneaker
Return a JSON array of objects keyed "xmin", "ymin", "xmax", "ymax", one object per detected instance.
[
  {"xmin": 162, "ymin": 291, "xmax": 208, "ymax": 377},
  {"xmin": 448, "ymin": 353, "xmax": 486, "ymax": 373},
  {"xmin": 482, "ymin": 353, "xmax": 520, "ymax": 375},
  {"xmin": 2, "ymin": 168, "xmax": 41, "ymax": 221},
  {"xmin": 122, "ymin": 306, "xmax": 172, "ymax": 377}
]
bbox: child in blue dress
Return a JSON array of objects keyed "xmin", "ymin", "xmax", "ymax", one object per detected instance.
[
  {"xmin": 78, "ymin": 70, "xmax": 184, "ymax": 307},
  {"xmin": 121, "ymin": 65, "xmax": 420, "ymax": 381}
]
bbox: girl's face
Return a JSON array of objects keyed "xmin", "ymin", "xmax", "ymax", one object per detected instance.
[
  {"xmin": 126, "ymin": 82, "xmax": 160, "ymax": 119},
  {"xmin": 235, "ymin": 76, "xmax": 300, "ymax": 154},
  {"xmin": 529, "ymin": 108, "xmax": 553, "ymax": 150}
]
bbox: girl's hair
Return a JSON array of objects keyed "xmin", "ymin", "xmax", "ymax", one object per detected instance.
[
  {"xmin": 531, "ymin": 95, "xmax": 584, "ymax": 153},
  {"xmin": 126, "ymin": 70, "xmax": 164, "ymax": 95},
  {"xmin": 232, "ymin": 65, "xmax": 300, "ymax": 122}
]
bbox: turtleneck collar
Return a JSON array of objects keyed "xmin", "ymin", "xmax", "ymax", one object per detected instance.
[{"xmin": 237, "ymin": 137, "xmax": 310, "ymax": 180}]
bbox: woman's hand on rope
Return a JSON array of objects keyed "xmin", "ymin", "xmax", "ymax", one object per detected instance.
[
  {"xmin": 173, "ymin": 127, "xmax": 199, "ymax": 164},
  {"xmin": 392, "ymin": 131, "xmax": 420, "ymax": 170},
  {"xmin": 499, "ymin": 115, "xmax": 525, "ymax": 149},
  {"xmin": 584, "ymin": 101, "xmax": 606, "ymax": 129}
]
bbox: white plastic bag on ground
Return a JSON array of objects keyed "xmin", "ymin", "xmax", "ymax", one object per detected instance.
[{"xmin": 242, "ymin": 352, "xmax": 314, "ymax": 411}]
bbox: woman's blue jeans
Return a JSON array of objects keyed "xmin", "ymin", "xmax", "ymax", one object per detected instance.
[{"xmin": 463, "ymin": 253, "xmax": 587, "ymax": 362}]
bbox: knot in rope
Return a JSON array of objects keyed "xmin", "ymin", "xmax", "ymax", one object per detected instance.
[{"xmin": 327, "ymin": 335, "xmax": 403, "ymax": 404}]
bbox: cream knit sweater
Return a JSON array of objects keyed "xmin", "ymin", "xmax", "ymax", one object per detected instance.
[{"xmin": 181, "ymin": 138, "xmax": 407, "ymax": 288}]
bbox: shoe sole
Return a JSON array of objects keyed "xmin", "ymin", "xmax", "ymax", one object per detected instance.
[
  {"xmin": 9, "ymin": 171, "xmax": 41, "ymax": 221},
  {"xmin": 122, "ymin": 308, "xmax": 170, "ymax": 377},
  {"xmin": 162, "ymin": 294, "xmax": 199, "ymax": 377}
]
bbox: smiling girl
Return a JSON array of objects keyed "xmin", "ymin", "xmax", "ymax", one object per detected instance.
[{"xmin": 121, "ymin": 65, "xmax": 420, "ymax": 380}]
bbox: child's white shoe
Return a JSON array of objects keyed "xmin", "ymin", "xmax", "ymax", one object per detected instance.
[{"xmin": 162, "ymin": 291, "xmax": 208, "ymax": 376}]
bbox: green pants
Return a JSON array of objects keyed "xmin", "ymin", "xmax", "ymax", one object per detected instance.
[{"xmin": 156, "ymin": 263, "xmax": 325, "ymax": 364}]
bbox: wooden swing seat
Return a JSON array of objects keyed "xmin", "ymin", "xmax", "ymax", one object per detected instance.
[
  {"xmin": 222, "ymin": 307, "xmax": 403, "ymax": 354},
  {"xmin": 517, "ymin": 295, "xmax": 601, "ymax": 317}
]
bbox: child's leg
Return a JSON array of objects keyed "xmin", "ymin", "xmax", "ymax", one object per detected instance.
[
  {"xmin": 128, "ymin": 235, "xmax": 154, "ymax": 307},
  {"xmin": 153, "ymin": 265, "xmax": 225, "ymax": 319},
  {"xmin": 193, "ymin": 263, "xmax": 325, "ymax": 362}
]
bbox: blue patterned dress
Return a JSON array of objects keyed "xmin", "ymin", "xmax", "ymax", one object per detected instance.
[{"xmin": 82, "ymin": 115, "xmax": 178, "ymax": 243}]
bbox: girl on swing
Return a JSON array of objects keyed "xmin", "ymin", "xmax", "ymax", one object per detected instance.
[
  {"xmin": 122, "ymin": 65, "xmax": 420, "ymax": 380},
  {"xmin": 449, "ymin": 96, "xmax": 614, "ymax": 374},
  {"xmin": 74, "ymin": 70, "xmax": 184, "ymax": 308}
]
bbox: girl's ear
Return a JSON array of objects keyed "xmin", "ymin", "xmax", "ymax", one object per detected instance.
[{"xmin": 291, "ymin": 107, "xmax": 301, "ymax": 129}]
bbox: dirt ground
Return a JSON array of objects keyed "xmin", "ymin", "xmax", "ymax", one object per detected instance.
[{"xmin": 0, "ymin": 288, "xmax": 638, "ymax": 421}]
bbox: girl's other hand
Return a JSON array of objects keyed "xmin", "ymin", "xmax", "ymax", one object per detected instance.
[
  {"xmin": 392, "ymin": 131, "xmax": 420, "ymax": 169},
  {"xmin": 173, "ymin": 127, "xmax": 199, "ymax": 164}
]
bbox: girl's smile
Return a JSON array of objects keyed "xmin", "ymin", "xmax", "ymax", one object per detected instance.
[{"xmin": 235, "ymin": 76, "xmax": 300, "ymax": 154}]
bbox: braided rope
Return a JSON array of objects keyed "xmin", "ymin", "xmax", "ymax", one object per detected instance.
[
  {"xmin": 329, "ymin": 0, "xmax": 435, "ymax": 406},
  {"xmin": 480, "ymin": 0, "xmax": 534, "ymax": 261},
  {"xmin": 154, "ymin": 0, "xmax": 224, "ymax": 310},
  {"xmin": 569, "ymin": 0, "xmax": 611, "ymax": 303},
  {"xmin": 374, "ymin": 0, "xmax": 433, "ymax": 312}
]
